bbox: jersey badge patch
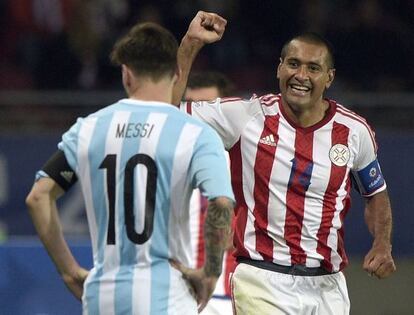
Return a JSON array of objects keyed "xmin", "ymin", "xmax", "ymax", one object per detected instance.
[{"xmin": 329, "ymin": 144, "xmax": 350, "ymax": 167}]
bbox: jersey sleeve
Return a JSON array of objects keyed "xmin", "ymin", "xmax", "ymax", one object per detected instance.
[
  {"xmin": 57, "ymin": 118, "xmax": 83, "ymax": 172},
  {"xmin": 189, "ymin": 125, "xmax": 235, "ymax": 202},
  {"xmin": 351, "ymin": 124, "xmax": 386, "ymax": 197},
  {"xmin": 180, "ymin": 97, "xmax": 260, "ymax": 150}
]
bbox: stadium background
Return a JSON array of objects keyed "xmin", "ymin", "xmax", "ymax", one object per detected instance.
[{"xmin": 0, "ymin": 1, "xmax": 413, "ymax": 314}]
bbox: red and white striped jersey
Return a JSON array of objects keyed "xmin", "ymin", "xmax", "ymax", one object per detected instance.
[{"xmin": 181, "ymin": 94, "xmax": 386, "ymax": 272}]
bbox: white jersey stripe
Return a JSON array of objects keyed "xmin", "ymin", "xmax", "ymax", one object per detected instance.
[
  {"xmin": 149, "ymin": 113, "xmax": 187, "ymax": 312},
  {"xmin": 241, "ymin": 116, "xmax": 264, "ymax": 260},
  {"xmin": 169, "ymin": 123, "xmax": 203, "ymax": 267},
  {"xmin": 302, "ymin": 126, "xmax": 331, "ymax": 267},
  {"xmin": 328, "ymin": 170, "xmax": 349, "ymax": 272},
  {"xmin": 77, "ymin": 117, "xmax": 100, "ymax": 315},
  {"xmin": 77, "ymin": 117, "xmax": 98, "ymax": 261},
  {"xmin": 270, "ymin": 119, "xmax": 294, "ymax": 264},
  {"xmin": 103, "ymin": 111, "xmax": 131, "ymax": 315}
]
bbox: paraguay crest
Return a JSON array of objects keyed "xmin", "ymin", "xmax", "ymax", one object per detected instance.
[{"xmin": 329, "ymin": 144, "xmax": 350, "ymax": 166}]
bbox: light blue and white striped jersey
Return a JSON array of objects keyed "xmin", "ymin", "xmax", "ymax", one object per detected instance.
[{"xmin": 57, "ymin": 99, "xmax": 234, "ymax": 315}]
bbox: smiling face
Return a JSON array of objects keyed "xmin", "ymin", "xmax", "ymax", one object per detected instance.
[{"xmin": 277, "ymin": 39, "xmax": 335, "ymax": 113}]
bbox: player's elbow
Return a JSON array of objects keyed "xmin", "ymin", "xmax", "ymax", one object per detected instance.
[
  {"xmin": 207, "ymin": 196, "xmax": 234, "ymax": 229},
  {"xmin": 25, "ymin": 188, "xmax": 42, "ymax": 211},
  {"xmin": 25, "ymin": 184, "xmax": 51, "ymax": 213},
  {"xmin": 213, "ymin": 196, "xmax": 234, "ymax": 210}
]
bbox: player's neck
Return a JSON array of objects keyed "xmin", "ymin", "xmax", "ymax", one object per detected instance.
[
  {"xmin": 127, "ymin": 77, "xmax": 174, "ymax": 104},
  {"xmin": 283, "ymin": 99, "xmax": 329, "ymax": 128}
]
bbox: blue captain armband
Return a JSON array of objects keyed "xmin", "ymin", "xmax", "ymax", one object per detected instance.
[{"xmin": 352, "ymin": 159, "xmax": 385, "ymax": 196}]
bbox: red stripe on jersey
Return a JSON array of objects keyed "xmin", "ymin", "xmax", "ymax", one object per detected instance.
[
  {"xmin": 316, "ymin": 121, "xmax": 350, "ymax": 272},
  {"xmin": 336, "ymin": 106, "xmax": 377, "ymax": 152},
  {"xmin": 253, "ymin": 114, "xmax": 280, "ymax": 261},
  {"xmin": 186, "ymin": 101, "xmax": 192, "ymax": 115},
  {"xmin": 284, "ymin": 130, "xmax": 314, "ymax": 264},
  {"xmin": 230, "ymin": 140, "xmax": 250, "ymax": 258},
  {"xmin": 196, "ymin": 196, "xmax": 208, "ymax": 268},
  {"xmin": 220, "ymin": 97, "xmax": 243, "ymax": 104}
]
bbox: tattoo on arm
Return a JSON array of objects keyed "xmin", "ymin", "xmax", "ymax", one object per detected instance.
[{"xmin": 204, "ymin": 197, "xmax": 233, "ymax": 277}]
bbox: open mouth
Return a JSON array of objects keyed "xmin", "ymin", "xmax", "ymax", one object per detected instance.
[{"xmin": 289, "ymin": 84, "xmax": 311, "ymax": 96}]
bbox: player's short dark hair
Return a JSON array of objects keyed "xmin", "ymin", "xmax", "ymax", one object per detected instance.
[
  {"xmin": 110, "ymin": 22, "xmax": 178, "ymax": 81},
  {"xmin": 187, "ymin": 71, "xmax": 235, "ymax": 97},
  {"xmin": 280, "ymin": 32, "xmax": 335, "ymax": 69}
]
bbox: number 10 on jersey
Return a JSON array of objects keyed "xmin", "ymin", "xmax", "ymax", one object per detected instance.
[{"xmin": 100, "ymin": 153, "xmax": 157, "ymax": 245}]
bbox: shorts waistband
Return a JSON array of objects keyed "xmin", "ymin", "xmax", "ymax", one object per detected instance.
[{"xmin": 237, "ymin": 257, "xmax": 334, "ymax": 276}]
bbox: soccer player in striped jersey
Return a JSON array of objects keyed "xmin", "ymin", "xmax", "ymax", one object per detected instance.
[
  {"xmin": 26, "ymin": 11, "xmax": 234, "ymax": 315},
  {"xmin": 184, "ymin": 71, "xmax": 236, "ymax": 315},
  {"xmin": 176, "ymin": 32, "xmax": 396, "ymax": 314}
]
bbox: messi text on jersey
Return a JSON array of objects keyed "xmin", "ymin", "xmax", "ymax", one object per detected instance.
[{"xmin": 116, "ymin": 122, "xmax": 155, "ymax": 138}]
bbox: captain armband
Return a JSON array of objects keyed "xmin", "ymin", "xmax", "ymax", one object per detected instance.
[
  {"xmin": 37, "ymin": 150, "xmax": 78, "ymax": 191},
  {"xmin": 351, "ymin": 159, "xmax": 386, "ymax": 197}
]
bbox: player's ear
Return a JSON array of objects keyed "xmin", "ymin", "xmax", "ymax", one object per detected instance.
[
  {"xmin": 122, "ymin": 64, "xmax": 130, "ymax": 88},
  {"xmin": 173, "ymin": 65, "xmax": 181, "ymax": 84},
  {"xmin": 277, "ymin": 58, "xmax": 283, "ymax": 79},
  {"xmin": 325, "ymin": 68, "xmax": 335, "ymax": 89}
]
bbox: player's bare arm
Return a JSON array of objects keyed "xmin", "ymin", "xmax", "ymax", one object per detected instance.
[
  {"xmin": 170, "ymin": 196, "xmax": 233, "ymax": 312},
  {"xmin": 26, "ymin": 177, "xmax": 89, "ymax": 299},
  {"xmin": 363, "ymin": 190, "xmax": 396, "ymax": 279},
  {"xmin": 172, "ymin": 11, "xmax": 227, "ymax": 105},
  {"xmin": 204, "ymin": 196, "xmax": 233, "ymax": 277}
]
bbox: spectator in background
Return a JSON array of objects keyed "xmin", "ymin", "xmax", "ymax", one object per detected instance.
[
  {"xmin": 67, "ymin": 0, "xmax": 129, "ymax": 89},
  {"xmin": 26, "ymin": 11, "xmax": 233, "ymax": 314},
  {"xmin": 184, "ymin": 71, "xmax": 236, "ymax": 315}
]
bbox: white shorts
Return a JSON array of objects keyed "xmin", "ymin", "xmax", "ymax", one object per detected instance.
[
  {"xmin": 200, "ymin": 296, "xmax": 233, "ymax": 315},
  {"xmin": 231, "ymin": 263, "xmax": 350, "ymax": 315}
]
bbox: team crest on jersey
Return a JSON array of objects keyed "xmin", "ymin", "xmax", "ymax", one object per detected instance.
[{"xmin": 329, "ymin": 144, "xmax": 350, "ymax": 167}]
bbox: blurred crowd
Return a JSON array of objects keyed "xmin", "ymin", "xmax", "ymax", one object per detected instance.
[{"xmin": 1, "ymin": 0, "xmax": 413, "ymax": 93}]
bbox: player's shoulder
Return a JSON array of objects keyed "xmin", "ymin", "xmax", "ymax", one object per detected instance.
[
  {"xmin": 258, "ymin": 93, "xmax": 281, "ymax": 106},
  {"xmin": 333, "ymin": 100, "xmax": 374, "ymax": 133},
  {"xmin": 174, "ymin": 105, "xmax": 215, "ymax": 130},
  {"xmin": 220, "ymin": 93, "xmax": 280, "ymax": 106},
  {"xmin": 83, "ymin": 100, "xmax": 121, "ymax": 121}
]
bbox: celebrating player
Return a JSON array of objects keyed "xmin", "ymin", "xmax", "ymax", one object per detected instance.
[
  {"xmin": 174, "ymin": 31, "xmax": 396, "ymax": 314},
  {"xmin": 26, "ymin": 11, "xmax": 233, "ymax": 315}
]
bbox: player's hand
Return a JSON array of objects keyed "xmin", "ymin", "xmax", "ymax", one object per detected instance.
[
  {"xmin": 363, "ymin": 242, "xmax": 396, "ymax": 279},
  {"xmin": 185, "ymin": 11, "xmax": 227, "ymax": 45},
  {"xmin": 62, "ymin": 266, "xmax": 89, "ymax": 300},
  {"xmin": 170, "ymin": 260, "xmax": 218, "ymax": 313}
]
